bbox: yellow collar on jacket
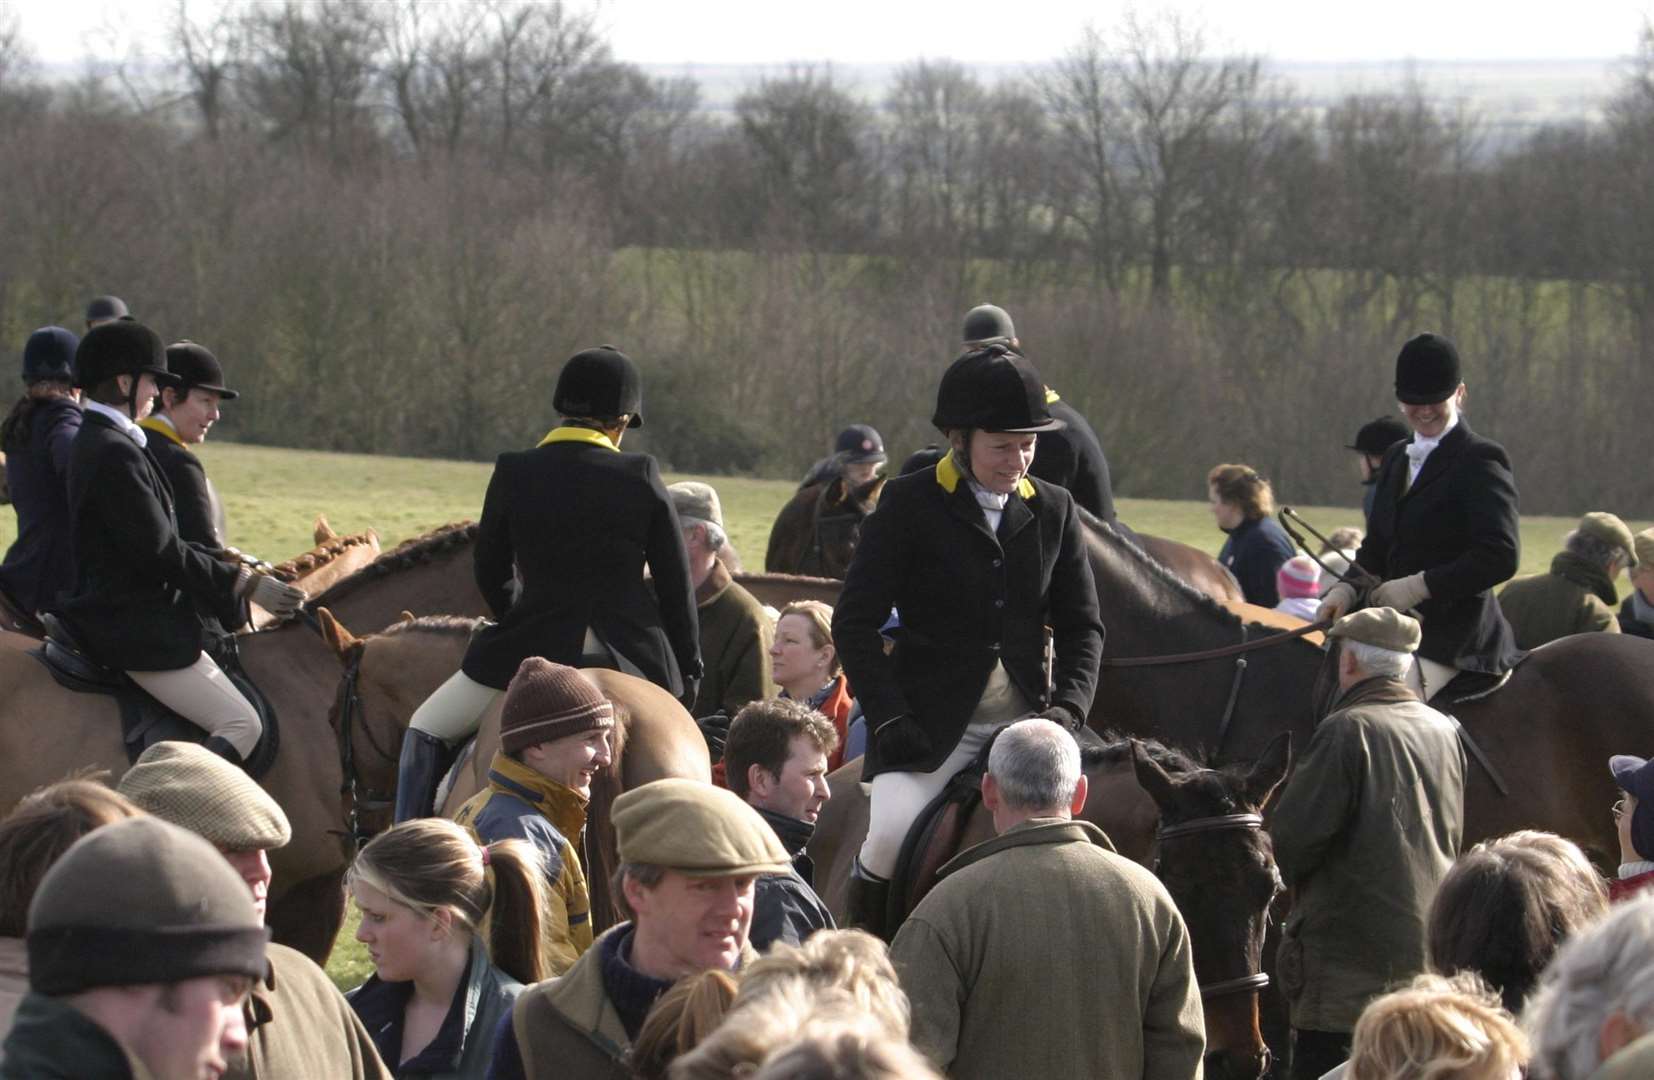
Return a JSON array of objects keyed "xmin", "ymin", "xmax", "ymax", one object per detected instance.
[
  {"xmin": 487, "ymin": 751, "xmax": 589, "ymax": 840},
  {"xmin": 138, "ymin": 415, "xmax": 187, "ymax": 448},
  {"xmin": 1045, "ymin": 386, "xmax": 1060, "ymax": 404},
  {"xmin": 935, "ymin": 449, "xmax": 1036, "ymax": 501},
  {"xmin": 537, "ymin": 426, "xmax": 619, "ymax": 452}
]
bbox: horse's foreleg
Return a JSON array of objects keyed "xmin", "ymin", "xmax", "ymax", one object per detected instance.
[{"xmin": 267, "ymin": 869, "xmax": 348, "ymax": 965}]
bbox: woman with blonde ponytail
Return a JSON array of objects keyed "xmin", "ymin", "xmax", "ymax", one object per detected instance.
[{"xmin": 346, "ymin": 818, "xmax": 549, "ymax": 1079}]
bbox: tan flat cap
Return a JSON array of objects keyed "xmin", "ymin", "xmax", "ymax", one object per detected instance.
[
  {"xmin": 1579, "ymin": 512, "xmax": 1638, "ymax": 567},
  {"xmin": 1329, "ymin": 607, "xmax": 1422, "ymax": 654},
  {"xmin": 613, "ymin": 778, "xmax": 790, "ymax": 877},
  {"xmin": 1637, "ymin": 528, "xmax": 1654, "ymax": 570},
  {"xmin": 668, "ymin": 481, "xmax": 723, "ymax": 529},
  {"xmin": 118, "ymin": 741, "xmax": 291, "ymax": 851}
]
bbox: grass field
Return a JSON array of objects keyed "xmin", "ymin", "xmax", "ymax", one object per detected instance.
[{"xmin": 3, "ymin": 438, "xmax": 1643, "ymax": 988}]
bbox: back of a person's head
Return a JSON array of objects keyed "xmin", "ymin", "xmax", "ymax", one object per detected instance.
[
  {"xmin": 1429, "ymin": 833, "xmax": 1608, "ymax": 1014},
  {"xmin": 0, "ymin": 776, "xmax": 140, "ymax": 937},
  {"xmin": 750, "ymin": 1015, "xmax": 944, "ymax": 1080},
  {"xmin": 1349, "ymin": 973, "xmax": 1527, "ymax": 1080},
  {"xmin": 630, "ymin": 969, "xmax": 739, "ymax": 1080},
  {"xmin": 671, "ymin": 979, "xmax": 821, "ymax": 1080},
  {"xmin": 736, "ymin": 930, "xmax": 909, "ymax": 1038},
  {"xmin": 1525, "ymin": 894, "xmax": 1654, "ymax": 1080}
]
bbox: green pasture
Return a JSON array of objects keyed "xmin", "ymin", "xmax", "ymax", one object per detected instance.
[{"xmin": 0, "ymin": 439, "xmax": 1641, "ymax": 989}]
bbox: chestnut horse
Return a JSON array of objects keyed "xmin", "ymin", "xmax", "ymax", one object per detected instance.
[{"xmin": 313, "ymin": 609, "xmax": 710, "ymax": 931}]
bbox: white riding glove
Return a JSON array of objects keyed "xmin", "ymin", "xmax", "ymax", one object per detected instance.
[
  {"xmin": 1370, "ymin": 572, "xmax": 1430, "ymax": 613},
  {"xmin": 1316, "ymin": 582, "xmax": 1357, "ymax": 623},
  {"xmin": 236, "ymin": 567, "xmax": 307, "ymax": 616}
]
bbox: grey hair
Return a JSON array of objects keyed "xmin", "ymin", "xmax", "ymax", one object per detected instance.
[
  {"xmin": 687, "ymin": 518, "xmax": 727, "ymax": 552},
  {"xmin": 987, "ymin": 719, "xmax": 1080, "ymax": 813},
  {"xmin": 1524, "ymin": 894, "xmax": 1654, "ymax": 1079},
  {"xmin": 1563, "ymin": 530, "xmax": 1625, "ymax": 572},
  {"xmin": 1344, "ymin": 639, "xmax": 1415, "ymax": 682}
]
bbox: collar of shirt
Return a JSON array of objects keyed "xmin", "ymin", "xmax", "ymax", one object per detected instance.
[
  {"xmin": 84, "ymin": 400, "xmax": 147, "ymax": 447},
  {"xmin": 1405, "ymin": 414, "xmax": 1458, "ymax": 480}
]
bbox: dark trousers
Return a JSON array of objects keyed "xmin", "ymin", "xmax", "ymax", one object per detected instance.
[{"xmin": 1290, "ymin": 1028, "xmax": 1351, "ymax": 1080}]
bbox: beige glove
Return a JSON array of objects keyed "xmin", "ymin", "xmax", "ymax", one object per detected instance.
[
  {"xmin": 1370, "ymin": 572, "xmax": 1430, "ymax": 613},
  {"xmin": 1316, "ymin": 582, "xmax": 1357, "ymax": 623},
  {"xmin": 236, "ymin": 567, "xmax": 306, "ymax": 616}
]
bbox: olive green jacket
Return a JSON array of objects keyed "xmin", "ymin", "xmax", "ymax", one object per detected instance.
[
  {"xmin": 230, "ymin": 944, "xmax": 390, "ymax": 1080},
  {"xmin": 688, "ymin": 561, "xmax": 773, "ymax": 718},
  {"xmin": 1272, "ymin": 677, "xmax": 1466, "ymax": 1032},
  {"xmin": 1497, "ymin": 551, "xmax": 1621, "ymax": 650},
  {"xmin": 890, "ymin": 818, "xmax": 1205, "ymax": 1080}
]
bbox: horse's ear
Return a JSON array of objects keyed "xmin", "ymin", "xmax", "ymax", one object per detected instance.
[
  {"xmin": 1243, "ymin": 732, "xmax": 1293, "ymax": 809},
  {"xmin": 315, "ymin": 606, "xmax": 360, "ymax": 663},
  {"xmin": 1131, "ymin": 739, "xmax": 1181, "ymax": 812},
  {"xmin": 399, "ymin": 610, "xmax": 416, "ymax": 624},
  {"xmin": 313, "ymin": 514, "xmax": 336, "ymax": 544}
]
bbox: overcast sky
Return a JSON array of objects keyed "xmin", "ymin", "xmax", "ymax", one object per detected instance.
[{"xmin": 8, "ymin": 0, "xmax": 1651, "ymax": 67}]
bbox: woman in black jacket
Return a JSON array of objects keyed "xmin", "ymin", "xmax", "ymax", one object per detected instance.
[
  {"xmin": 56, "ymin": 321, "xmax": 304, "ymax": 765},
  {"xmin": 1320, "ymin": 333, "xmax": 1521, "ymax": 702},
  {"xmin": 831, "ymin": 345, "xmax": 1104, "ymax": 939},
  {"xmin": 1208, "ymin": 463, "xmax": 1296, "ymax": 607},
  {"xmin": 0, "ymin": 327, "xmax": 83, "ymax": 622},
  {"xmin": 394, "ymin": 347, "xmax": 702, "ymax": 822}
]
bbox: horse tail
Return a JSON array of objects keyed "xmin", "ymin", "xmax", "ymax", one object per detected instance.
[{"xmin": 584, "ymin": 702, "xmax": 630, "ymax": 933}]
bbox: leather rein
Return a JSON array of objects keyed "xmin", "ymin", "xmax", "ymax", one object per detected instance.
[{"xmin": 1157, "ymin": 812, "xmax": 1274, "ymax": 1000}]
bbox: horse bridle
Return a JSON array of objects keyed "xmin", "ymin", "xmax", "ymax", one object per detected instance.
[
  {"xmin": 330, "ymin": 646, "xmax": 399, "ymax": 851},
  {"xmin": 1156, "ymin": 812, "xmax": 1274, "ymax": 1000}
]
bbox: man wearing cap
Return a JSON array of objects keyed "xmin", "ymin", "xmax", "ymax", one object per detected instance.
[
  {"xmin": 488, "ymin": 778, "xmax": 791, "ymax": 1079},
  {"xmin": 1320, "ymin": 333, "xmax": 1522, "ymax": 703},
  {"xmin": 1497, "ymin": 512, "xmax": 1637, "ymax": 649},
  {"xmin": 84, "ymin": 295, "xmax": 129, "ymax": 330},
  {"xmin": 1620, "ymin": 529, "xmax": 1654, "ymax": 639},
  {"xmin": 114, "ymin": 741, "xmax": 390, "ymax": 1079},
  {"xmin": 0, "ymin": 815, "xmax": 269, "ymax": 1079},
  {"xmin": 1346, "ymin": 416, "xmax": 1410, "ymax": 527},
  {"xmin": 892, "ymin": 718, "xmax": 1203, "ymax": 1080},
  {"xmin": 671, "ymin": 480, "xmax": 773, "ymax": 727},
  {"xmin": 140, "ymin": 341, "xmax": 239, "ymax": 550},
  {"xmin": 394, "ymin": 346, "xmax": 702, "ymax": 821},
  {"xmin": 453, "ymin": 657, "xmax": 613, "ymax": 977},
  {"xmin": 1270, "ymin": 608, "xmax": 1467, "ymax": 1080}
]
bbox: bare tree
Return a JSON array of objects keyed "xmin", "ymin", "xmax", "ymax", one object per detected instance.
[
  {"xmin": 736, "ymin": 65, "xmax": 871, "ymax": 249},
  {"xmin": 172, "ymin": 0, "xmax": 240, "ymax": 139}
]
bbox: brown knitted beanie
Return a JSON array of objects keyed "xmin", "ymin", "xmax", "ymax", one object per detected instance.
[{"xmin": 501, "ymin": 657, "xmax": 614, "ymax": 756}]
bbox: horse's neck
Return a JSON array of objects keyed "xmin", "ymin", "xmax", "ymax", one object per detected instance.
[
  {"xmin": 1089, "ymin": 532, "xmax": 1242, "ymax": 655},
  {"xmin": 324, "ymin": 545, "xmax": 483, "ymax": 634}
]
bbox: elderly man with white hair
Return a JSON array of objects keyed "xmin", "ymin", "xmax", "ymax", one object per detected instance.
[
  {"xmin": 1525, "ymin": 894, "xmax": 1654, "ymax": 1079},
  {"xmin": 888, "ymin": 718, "xmax": 1204, "ymax": 1080},
  {"xmin": 1271, "ymin": 607, "xmax": 1468, "ymax": 1080}
]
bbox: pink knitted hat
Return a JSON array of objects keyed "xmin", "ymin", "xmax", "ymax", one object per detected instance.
[{"xmin": 1277, "ymin": 554, "xmax": 1322, "ymax": 599}]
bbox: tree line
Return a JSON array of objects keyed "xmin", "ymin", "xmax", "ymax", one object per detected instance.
[{"xmin": 0, "ymin": 1, "xmax": 1650, "ymax": 518}]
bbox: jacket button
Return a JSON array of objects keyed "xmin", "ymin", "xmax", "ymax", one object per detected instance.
[
  {"xmin": 992, "ymin": 558, "xmax": 1003, "ymax": 568},
  {"xmin": 994, "ymin": 598, "xmax": 1005, "ymax": 608}
]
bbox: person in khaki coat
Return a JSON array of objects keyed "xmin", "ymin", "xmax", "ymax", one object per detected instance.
[
  {"xmin": 1271, "ymin": 609, "xmax": 1466, "ymax": 1080},
  {"xmin": 116, "ymin": 741, "xmax": 390, "ymax": 1080},
  {"xmin": 1498, "ymin": 511, "xmax": 1636, "ymax": 649},
  {"xmin": 890, "ymin": 719, "xmax": 1205, "ymax": 1080},
  {"xmin": 671, "ymin": 481, "xmax": 774, "ymax": 723},
  {"xmin": 488, "ymin": 779, "xmax": 792, "ymax": 1080}
]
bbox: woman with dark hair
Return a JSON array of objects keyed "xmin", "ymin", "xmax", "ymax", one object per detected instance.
[
  {"xmin": 1208, "ymin": 463, "xmax": 1296, "ymax": 607},
  {"xmin": 347, "ymin": 818, "xmax": 547, "ymax": 1079},
  {"xmin": 1426, "ymin": 831, "xmax": 1608, "ymax": 1015},
  {"xmin": 0, "ymin": 327, "xmax": 83, "ymax": 623}
]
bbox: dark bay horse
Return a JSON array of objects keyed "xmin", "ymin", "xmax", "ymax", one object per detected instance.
[
  {"xmin": 765, "ymin": 476, "xmax": 887, "ymax": 578},
  {"xmin": 313, "ymin": 609, "xmax": 710, "ymax": 931}
]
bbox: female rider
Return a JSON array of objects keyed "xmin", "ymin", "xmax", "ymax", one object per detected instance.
[
  {"xmin": 394, "ymin": 346, "xmax": 702, "ymax": 821},
  {"xmin": 1319, "ymin": 332, "xmax": 1521, "ymax": 702},
  {"xmin": 831, "ymin": 344, "xmax": 1104, "ymax": 938},
  {"xmin": 56, "ymin": 321, "xmax": 304, "ymax": 765},
  {"xmin": 0, "ymin": 327, "xmax": 83, "ymax": 622}
]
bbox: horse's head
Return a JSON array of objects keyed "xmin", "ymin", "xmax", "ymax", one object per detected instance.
[
  {"xmin": 1133, "ymin": 733, "xmax": 1292, "ymax": 1080},
  {"xmin": 813, "ymin": 475, "xmax": 886, "ymax": 578}
]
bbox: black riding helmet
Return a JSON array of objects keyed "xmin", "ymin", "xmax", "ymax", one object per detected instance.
[
  {"xmin": 21, "ymin": 327, "xmax": 79, "ymax": 384},
  {"xmin": 833, "ymin": 424, "xmax": 886, "ymax": 464},
  {"xmin": 932, "ymin": 344, "xmax": 1064, "ymax": 434},
  {"xmin": 164, "ymin": 341, "xmax": 239, "ymax": 400},
  {"xmin": 553, "ymin": 345, "xmax": 643, "ymax": 428},
  {"xmin": 73, "ymin": 321, "xmax": 176, "ymax": 420}
]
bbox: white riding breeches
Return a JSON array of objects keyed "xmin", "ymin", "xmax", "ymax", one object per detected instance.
[
  {"xmin": 127, "ymin": 652, "xmax": 263, "ymax": 758},
  {"xmin": 409, "ymin": 669, "xmax": 502, "ymax": 745}
]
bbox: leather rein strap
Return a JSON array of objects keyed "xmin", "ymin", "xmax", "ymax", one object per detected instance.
[{"xmin": 1098, "ymin": 618, "xmax": 1332, "ymax": 668}]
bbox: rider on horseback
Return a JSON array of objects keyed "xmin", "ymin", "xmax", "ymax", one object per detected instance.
[
  {"xmin": 832, "ymin": 344, "xmax": 1104, "ymax": 939},
  {"xmin": 0, "ymin": 327, "xmax": 83, "ymax": 624},
  {"xmin": 139, "ymin": 341, "xmax": 237, "ymax": 549},
  {"xmin": 55, "ymin": 321, "xmax": 305, "ymax": 766},
  {"xmin": 393, "ymin": 346, "xmax": 703, "ymax": 822},
  {"xmin": 1318, "ymin": 334, "xmax": 1521, "ymax": 703}
]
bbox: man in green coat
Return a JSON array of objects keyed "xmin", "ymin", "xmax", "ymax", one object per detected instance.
[
  {"xmin": 670, "ymin": 481, "xmax": 774, "ymax": 723},
  {"xmin": 890, "ymin": 718, "xmax": 1205, "ymax": 1080},
  {"xmin": 1272, "ymin": 608, "xmax": 1466, "ymax": 1080},
  {"xmin": 1499, "ymin": 511, "xmax": 1636, "ymax": 649}
]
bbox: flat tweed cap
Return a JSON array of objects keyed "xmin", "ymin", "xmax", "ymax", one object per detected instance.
[
  {"xmin": 1636, "ymin": 528, "xmax": 1654, "ymax": 570},
  {"xmin": 613, "ymin": 779, "xmax": 791, "ymax": 878},
  {"xmin": 28, "ymin": 816, "xmax": 269, "ymax": 994},
  {"xmin": 118, "ymin": 741, "xmax": 291, "ymax": 850},
  {"xmin": 1578, "ymin": 511, "xmax": 1638, "ymax": 567},
  {"xmin": 502, "ymin": 657, "xmax": 614, "ymax": 756},
  {"xmin": 668, "ymin": 481, "xmax": 723, "ymax": 529},
  {"xmin": 1329, "ymin": 607, "xmax": 1422, "ymax": 654}
]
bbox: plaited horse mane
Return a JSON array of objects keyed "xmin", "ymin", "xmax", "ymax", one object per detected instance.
[
  {"xmin": 1089, "ymin": 514, "xmax": 1244, "ymax": 621},
  {"xmin": 307, "ymin": 521, "xmax": 479, "ymax": 609},
  {"xmin": 269, "ymin": 529, "xmax": 380, "ymax": 581}
]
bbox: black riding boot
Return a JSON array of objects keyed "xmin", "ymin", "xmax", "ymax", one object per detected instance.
[
  {"xmin": 847, "ymin": 858, "xmax": 893, "ymax": 943},
  {"xmin": 201, "ymin": 735, "xmax": 245, "ymax": 768},
  {"xmin": 393, "ymin": 729, "xmax": 450, "ymax": 823}
]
